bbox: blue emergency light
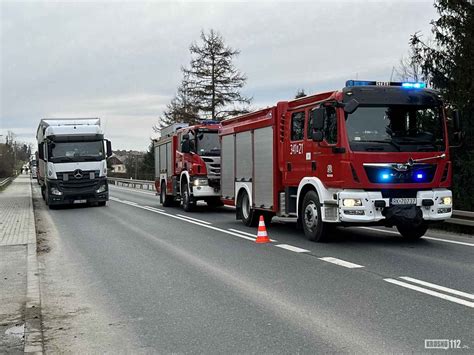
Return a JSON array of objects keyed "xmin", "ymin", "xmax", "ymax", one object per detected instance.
[{"xmin": 345, "ymin": 80, "xmax": 426, "ymax": 89}]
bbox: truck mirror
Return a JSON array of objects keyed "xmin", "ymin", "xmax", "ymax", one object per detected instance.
[
  {"xmin": 182, "ymin": 133, "xmax": 190, "ymax": 140},
  {"xmin": 106, "ymin": 140, "xmax": 112, "ymax": 157},
  {"xmin": 47, "ymin": 143, "xmax": 54, "ymax": 158},
  {"xmin": 310, "ymin": 107, "xmax": 325, "ymax": 130},
  {"xmin": 453, "ymin": 110, "xmax": 461, "ymax": 132},
  {"xmin": 38, "ymin": 143, "xmax": 44, "ymax": 160},
  {"xmin": 312, "ymin": 131, "xmax": 324, "ymax": 142},
  {"xmin": 181, "ymin": 139, "xmax": 191, "ymax": 153},
  {"xmin": 343, "ymin": 99, "xmax": 359, "ymax": 114}
]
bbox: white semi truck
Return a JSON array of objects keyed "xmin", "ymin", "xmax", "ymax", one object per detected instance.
[{"xmin": 36, "ymin": 118, "xmax": 112, "ymax": 208}]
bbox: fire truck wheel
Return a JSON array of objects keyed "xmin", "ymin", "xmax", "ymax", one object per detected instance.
[
  {"xmin": 238, "ymin": 190, "xmax": 258, "ymax": 227},
  {"xmin": 301, "ymin": 190, "xmax": 330, "ymax": 242},
  {"xmin": 396, "ymin": 223, "xmax": 428, "ymax": 240},
  {"xmin": 181, "ymin": 181, "xmax": 195, "ymax": 212},
  {"xmin": 160, "ymin": 182, "xmax": 174, "ymax": 207}
]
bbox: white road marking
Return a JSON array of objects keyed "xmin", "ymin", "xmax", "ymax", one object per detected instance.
[
  {"xmin": 358, "ymin": 226, "xmax": 474, "ymax": 247},
  {"xmin": 110, "ymin": 198, "xmax": 259, "ymax": 242},
  {"xmin": 275, "ymin": 244, "xmax": 310, "ymax": 253},
  {"xmin": 384, "ymin": 278, "xmax": 474, "ymax": 308},
  {"xmin": 319, "ymin": 257, "xmax": 364, "ymax": 269},
  {"xmin": 399, "ymin": 277, "xmax": 474, "ymax": 300},
  {"xmin": 423, "ymin": 237, "xmax": 474, "ymax": 247},
  {"xmin": 109, "ymin": 185, "xmax": 156, "ymax": 196},
  {"xmin": 228, "ymin": 228, "xmax": 277, "ymax": 242},
  {"xmin": 143, "ymin": 206, "xmax": 165, "ymax": 212},
  {"xmin": 177, "ymin": 214, "xmax": 211, "ymax": 225}
]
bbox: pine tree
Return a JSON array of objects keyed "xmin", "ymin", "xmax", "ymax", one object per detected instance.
[
  {"xmin": 410, "ymin": 0, "xmax": 474, "ymax": 210},
  {"xmin": 182, "ymin": 29, "xmax": 251, "ymax": 120}
]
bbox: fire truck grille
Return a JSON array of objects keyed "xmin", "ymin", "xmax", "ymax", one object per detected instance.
[
  {"xmin": 202, "ymin": 157, "xmax": 221, "ymax": 178},
  {"xmin": 364, "ymin": 164, "xmax": 436, "ymax": 184}
]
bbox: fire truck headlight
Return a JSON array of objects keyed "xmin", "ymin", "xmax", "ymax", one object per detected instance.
[
  {"xmin": 193, "ymin": 178, "xmax": 208, "ymax": 186},
  {"xmin": 343, "ymin": 198, "xmax": 362, "ymax": 207},
  {"xmin": 440, "ymin": 196, "xmax": 452, "ymax": 205}
]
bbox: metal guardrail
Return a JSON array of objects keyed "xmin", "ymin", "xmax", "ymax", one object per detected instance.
[
  {"xmin": 447, "ymin": 210, "xmax": 474, "ymax": 227},
  {"xmin": 107, "ymin": 177, "xmax": 474, "ymax": 227},
  {"xmin": 108, "ymin": 177, "xmax": 156, "ymax": 192},
  {"xmin": 0, "ymin": 177, "xmax": 12, "ymax": 188}
]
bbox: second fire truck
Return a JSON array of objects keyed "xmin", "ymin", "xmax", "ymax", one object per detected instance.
[{"xmin": 154, "ymin": 121, "xmax": 222, "ymax": 211}]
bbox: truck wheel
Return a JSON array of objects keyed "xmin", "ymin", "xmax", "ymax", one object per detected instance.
[
  {"xmin": 396, "ymin": 223, "xmax": 428, "ymax": 240},
  {"xmin": 41, "ymin": 186, "xmax": 46, "ymax": 200},
  {"xmin": 301, "ymin": 190, "xmax": 331, "ymax": 242},
  {"xmin": 181, "ymin": 181, "xmax": 195, "ymax": 212},
  {"xmin": 160, "ymin": 182, "xmax": 174, "ymax": 207},
  {"xmin": 238, "ymin": 190, "xmax": 258, "ymax": 227}
]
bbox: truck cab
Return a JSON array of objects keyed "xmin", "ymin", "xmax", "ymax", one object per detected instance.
[{"xmin": 37, "ymin": 118, "xmax": 112, "ymax": 208}]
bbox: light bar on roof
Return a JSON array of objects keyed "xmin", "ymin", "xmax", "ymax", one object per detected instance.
[{"xmin": 345, "ymin": 80, "xmax": 426, "ymax": 89}]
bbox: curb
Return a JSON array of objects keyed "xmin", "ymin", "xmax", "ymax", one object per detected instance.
[{"xmin": 24, "ymin": 181, "xmax": 44, "ymax": 354}]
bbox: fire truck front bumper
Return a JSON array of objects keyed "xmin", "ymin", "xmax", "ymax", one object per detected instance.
[
  {"xmin": 191, "ymin": 178, "xmax": 220, "ymax": 198},
  {"xmin": 330, "ymin": 189, "xmax": 453, "ymax": 225}
]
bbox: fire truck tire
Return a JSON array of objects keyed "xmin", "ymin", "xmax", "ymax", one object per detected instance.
[
  {"xmin": 301, "ymin": 190, "xmax": 331, "ymax": 242},
  {"xmin": 160, "ymin": 182, "xmax": 174, "ymax": 207},
  {"xmin": 181, "ymin": 181, "xmax": 195, "ymax": 212},
  {"xmin": 238, "ymin": 190, "xmax": 258, "ymax": 227},
  {"xmin": 396, "ymin": 223, "xmax": 428, "ymax": 240}
]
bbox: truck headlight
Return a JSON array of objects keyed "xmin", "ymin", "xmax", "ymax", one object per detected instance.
[
  {"xmin": 193, "ymin": 178, "xmax": 208, "ymax": 186},
  {"xmin": 96, "ymin": 184, "xmax": 107, "ymax": 193},
  {"xmin": 50, "ymin": 187, "xmax": 63, "ymax": 196},
  {"xmin": 440, "ymin": 196, "xmax": 452, "ymax": 205},
  {"xmin": 343, "ymin": 198, "xmax": 362, "ymax": 207}
]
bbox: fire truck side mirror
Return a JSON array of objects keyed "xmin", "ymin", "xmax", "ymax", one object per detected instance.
[
  {"xmin": 311, "ymin": 107, "xmax": 325, "ymax": 130},
  {"xmin": 343, "ymin": 99, "xmax": 359, "ymax": 114},
  {"xmin": 181, "ymin": 137, "xmax": 191, "ymax": 153},
  {"xmin": 312, "ymin": 131, "xmax": 324, "ymax": 142},
  {"xmin": 452, "ymin": 110, "xmax": 461, "ymax": 132}
]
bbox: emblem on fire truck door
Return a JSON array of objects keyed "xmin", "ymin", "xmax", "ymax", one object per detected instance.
[
  {"xmin": 327, "ymin": 165, "xmax": 333, "ymax": 177},
  {"xmin": 290, "ymin": 143, "xmax": 303, "ymax": 155}
]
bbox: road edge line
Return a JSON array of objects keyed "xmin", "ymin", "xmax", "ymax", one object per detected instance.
[{"xmin": 24, "ymin": 180, "xmax": 44, "ymax": 354}]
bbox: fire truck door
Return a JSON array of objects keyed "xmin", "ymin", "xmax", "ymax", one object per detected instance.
[
  {"xmin": 306, "ymin": 106, "xmax": 339, "ymax": 180},
  {"xmin": 284, "ymin": 111, "xmax": 307, "ymax": 186}
]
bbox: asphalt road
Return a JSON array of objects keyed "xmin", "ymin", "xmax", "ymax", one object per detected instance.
[{"xmin": 38, "ymin": 184, "xmax": 474, "ymax": 353}]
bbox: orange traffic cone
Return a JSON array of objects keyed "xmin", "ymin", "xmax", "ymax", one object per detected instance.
[{"xmin": 255, "ymin": 215, "xmax": 270, "ymax": 243}]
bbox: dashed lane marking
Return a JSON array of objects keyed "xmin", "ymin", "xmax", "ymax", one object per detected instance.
[
  {"xmin": 110, "ymin": 198, "xmax": 260, "ymax": 243},
  {"xmin": 384, "ymin": 278, "xmax": 474, "ymax": 308},
  {"xmin": 319, "ymin": 257, "xmax": 364, "ymax": 269},
  {"xmin": 109, "ymin": 185, "xmax": 156, "ymax": 195},
  {"xmin": 358, "ymin": 226, "xmax": 474, "ymax": 247},
  {"xmin": 228, "ymin": 228, "xmax": 277, "ymax": 242},
  {"xmin": 177, "ymin": 214, "xmax": 212, "ymax": 225},
  {"xmin": 399, "ymin": 276, "xmax": 474, "ymax": 300},
  {"xmin": 275, "ymin": 244, "xmax": 310, "ymax": 253}
]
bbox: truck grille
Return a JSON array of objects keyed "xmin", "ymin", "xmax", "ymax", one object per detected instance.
[
  {"xmin": 58, "ymin": 170, "xmax": 101, "ymax": 192},
  {"xmin": 202, "ymin": 157, "xmax": 221, "ymax": 178}
]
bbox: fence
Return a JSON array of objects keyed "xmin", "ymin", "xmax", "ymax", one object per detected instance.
[
  {"xmin": 0, "ymin": 177, "xmax": 12, "ymax": 188},
  {"xmin": 107, "ymin": 177, "xmax": 473, "ymax": 227}
]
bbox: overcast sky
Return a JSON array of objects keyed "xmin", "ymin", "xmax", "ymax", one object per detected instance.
[{"xmin": 1, "ymin": 0, "xmax": 437, "ymax": 151}]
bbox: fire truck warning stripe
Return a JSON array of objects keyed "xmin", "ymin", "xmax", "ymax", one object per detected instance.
[
  {"xmin": 384, "ymin": 278, "xmax": 474, "ymax": 308},
  {"xmin": 319, "ymin": 257, "xmax": 364, "ymax": 269}
]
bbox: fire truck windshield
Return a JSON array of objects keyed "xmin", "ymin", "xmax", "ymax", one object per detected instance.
[
  {"xmin": 196, "ymin": 131, "xmax": 220, "ymax": 156},
  {"xmin": 345, "ymin": 105, "xmax": 445, "ymax": 152}
]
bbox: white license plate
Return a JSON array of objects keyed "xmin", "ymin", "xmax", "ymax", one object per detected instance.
[
  {"xmin": 73, "ymin": 199, "xmax": 87, "ymax": 204},
  {"xmin": 391, "ymin": 198, "xmax": 416, "ymax": 205}
]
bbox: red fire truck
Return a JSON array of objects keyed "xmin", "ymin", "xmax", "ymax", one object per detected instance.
[
  {"xmin": 154, "ymin": 121, "xmax": 222, "ymax": 211},
  {"xmin": 219, "ymin": 80, "xmax": 460, "ymax": 242}
]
